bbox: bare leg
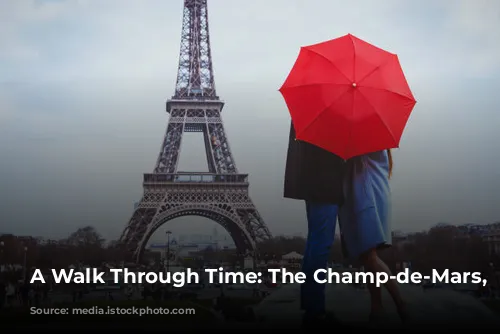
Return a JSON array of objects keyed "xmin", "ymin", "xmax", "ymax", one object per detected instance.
[
  {"xmin": 360, "ymin": 251, "xmax": 384, "ymax": 320},
  {"xmin": 360, "ymin": 248, "xmax": 408, "ymax": 322},
  {"xmin": 365, "ymin": 280, "xmax": 384, "ymax": 321}
]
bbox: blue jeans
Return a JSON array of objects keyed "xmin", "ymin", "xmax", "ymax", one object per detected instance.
[{"xmin": 301, "ymin": 201, "xmax": 338, "ymax": 315}]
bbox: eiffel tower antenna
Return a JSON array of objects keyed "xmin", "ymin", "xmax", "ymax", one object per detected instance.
[
  {"xmin": 119, "ymin": 0, "xmax": 272, "ymax": 264},
  {"xmin": 173, "ymin": 0, "xmax": 217, "ymax": 100}
]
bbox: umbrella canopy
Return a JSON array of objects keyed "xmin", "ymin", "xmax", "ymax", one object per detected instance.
[{"xmin": 279, "ymin": 34, "xmax": 416, "ymax": 160}]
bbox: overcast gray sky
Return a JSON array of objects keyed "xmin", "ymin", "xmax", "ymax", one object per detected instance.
[{"xmin": 0, "ymin": 0, "xmax": 499, "ymax": 243}]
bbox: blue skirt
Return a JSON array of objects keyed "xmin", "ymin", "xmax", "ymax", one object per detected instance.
[{"xmin": 338, "ymin": 150, "xmax": 392, "ymax": 259}]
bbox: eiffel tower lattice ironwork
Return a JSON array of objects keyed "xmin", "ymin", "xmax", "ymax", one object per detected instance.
[{"xmin": 119, "ymin": 0, "xmax": 272, "ymax": 263}]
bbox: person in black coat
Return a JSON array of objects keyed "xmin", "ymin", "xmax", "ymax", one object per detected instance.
[
  {"xmin": 284, "ymin": 123, "xmax": 345, "ymax": 204},
  {"xmin": 283, "ymin": 122, "xmax": 346, "ymax": 327}
]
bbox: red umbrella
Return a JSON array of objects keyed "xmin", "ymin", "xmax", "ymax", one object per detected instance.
[{"xmin": 279, "ymin": 34, "xmax": 416, "ymax": 160}]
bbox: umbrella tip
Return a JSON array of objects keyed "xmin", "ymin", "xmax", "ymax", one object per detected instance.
[{"xmin": 346, "ymin": 33, "xmax": 357, "ymax": 40}]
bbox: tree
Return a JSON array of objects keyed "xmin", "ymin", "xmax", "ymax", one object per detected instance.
[
  {"xmin": 65, "ymin": 226, "xmax": 104, "ymax": 248},
  {"xmin": 393, "ymin": 227, "xmax": 492, "ymax": 274},
  {"xmin": 104, "ymin": 240, "xmax": 128, "ymax": 263},
  {"xmin": 62, "ymin": 226, "xmax": 105, "ymax": 266}
]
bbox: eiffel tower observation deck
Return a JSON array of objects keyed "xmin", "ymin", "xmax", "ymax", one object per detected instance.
[{"xmin": 120, "ymin": 0, "xmax": 272, "ymax": 263}]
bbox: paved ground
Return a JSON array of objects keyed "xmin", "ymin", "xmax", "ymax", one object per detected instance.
[
  {"xmin": 253, "ymin": 283, "xmax": 500, "ymax": 329},
  {"xmin": 8, "ymin": 283, "xmax": 499, "ymax": 330}
]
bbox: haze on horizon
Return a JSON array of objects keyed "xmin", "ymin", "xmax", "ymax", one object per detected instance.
[{"xmin": 0, "ymin": 0, "xmax": 499, "ymax": 244}]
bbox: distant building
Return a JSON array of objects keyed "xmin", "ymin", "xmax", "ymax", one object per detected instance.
[
  {"xmin": 177, "ymin": 231, "xmax": 235, "ymax": 250},
  {"xmin": 392, "ymin": 231, "xmax": 415, "ymax": 249},
  {"xmin": 431, "ymin": 222, "xmax": 500, "ymax": 255},
  {"xmin": 37, "ymin": 238, "xmax": 59, "ymax": 245},
  {"xmin": 482, "ymin": 222, "xmax": 500, "ymax": 255},
  {"xmin": 458, "ymin": 222, "xmax": 500, "ymax": 254},
  {"xmin": 433, "ymin": 222, "xmax": 452, "ymax": 229}
]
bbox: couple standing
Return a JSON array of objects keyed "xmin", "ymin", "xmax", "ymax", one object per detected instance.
[{"xmin": 283, "ymin": 123, "xmax": 409, "ymax": 327}]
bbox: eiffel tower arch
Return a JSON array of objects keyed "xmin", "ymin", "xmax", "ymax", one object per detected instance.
[{"xmin": 119, "ymin": 0, "xmax": 272, "ymax": 263}]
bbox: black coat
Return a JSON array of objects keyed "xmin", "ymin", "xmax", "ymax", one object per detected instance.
[{"xmin": 283, "ymin": 122, "xmax": 346, "ymax": 204}]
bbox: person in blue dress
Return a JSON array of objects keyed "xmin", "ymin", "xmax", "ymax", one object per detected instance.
[
  {"xmin": 338, "ymin": 149, "xmax": 408, "ymax": 323},
  {"xmin": 284, "ymin": 125, "xmax": 408, "ymax": 326}
]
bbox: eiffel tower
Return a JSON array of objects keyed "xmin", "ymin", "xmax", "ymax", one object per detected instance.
[{"xmin": 119, "ymin": 0, "xmax": 272, "ymax": 263}]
